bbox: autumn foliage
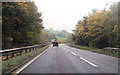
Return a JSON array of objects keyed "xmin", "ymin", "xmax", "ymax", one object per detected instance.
[
  {"xmin": 74, "ymin": 2, "xmax": 119, "ymax": 48},
  {"xmin": 2, "ymin": 2, "xmax": 44, "ymax": 49}
]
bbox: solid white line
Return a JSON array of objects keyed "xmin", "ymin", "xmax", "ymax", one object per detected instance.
[
  {"xmin": 70, "ymin": 52, "xmax": 77, "ymax": 56},
  {"xmin": 80, "ymin": 57, "xmax": 97, "ymax": 67},
  {"xmin": 67, "ymin": 50, "xmax": 70, "ymax": 52},
  {"xmin": 15, "ymin": 48, "xmax": 47, "ymax": 73}
]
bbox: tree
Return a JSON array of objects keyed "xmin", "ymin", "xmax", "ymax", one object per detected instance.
[
  {"xmin": 74, "ymin": 2, "xmax": 119, "ymax": 48},
  {"xmin": 66, "ymin": 33, "xmax": 74, "ymax": 44},
  {"xmin": 2, "ymin": 2, "xmax": 43, "ymax": 49}
]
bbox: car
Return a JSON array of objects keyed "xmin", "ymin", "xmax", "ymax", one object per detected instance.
[{"xmin": 53, "ymin": 41, "xmax": 59, "ymax": 47}]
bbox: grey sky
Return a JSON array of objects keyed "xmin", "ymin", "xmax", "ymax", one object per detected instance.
[{"xmin": 34, "ymin": 0, "xmax": 119, "ymax": 33}]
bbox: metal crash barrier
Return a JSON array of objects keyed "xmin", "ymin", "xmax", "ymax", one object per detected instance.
[{"xmin": 0, "ymin": 44, "xmax": 47, "ymax": 60}]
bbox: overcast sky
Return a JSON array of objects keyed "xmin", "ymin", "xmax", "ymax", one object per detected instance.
[{"xmin": 34, "ymin": 0, "xmax": 119, "ymax": 33}]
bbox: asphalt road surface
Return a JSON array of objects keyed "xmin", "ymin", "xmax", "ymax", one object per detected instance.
[{"xmin": 19, "ymin": 44, "xmax": 118, "ymax": 73}]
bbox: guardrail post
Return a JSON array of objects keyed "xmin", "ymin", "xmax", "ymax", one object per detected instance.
[
  {"xmin": 20, "ymin": 51, "xmax": 22, "ymax": 55},
  {"xmin": 118, "ymin": 50, "xmax": 120, "ymax": 58},
  {"xmin": 29, "ymin": 49, "xmax": 31, "ymax": 52},
  {"xmin": 25, "ymin": 50, "xmax": 27, "ymax": 53},
  {"xmin": 6, "ymin": 54, "xmax": 8, "ymax": 60},
  {"xmin": 12, "ymin": 53, "xmax": 14, "ymax": 58}
]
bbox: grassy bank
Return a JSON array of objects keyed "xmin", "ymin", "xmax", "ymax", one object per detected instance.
[
  {"xmin": 2, "ymin": 45, "xmax": 49, "ymax": 73},
  {"xmin": 69, "ymin": 45, "xmax": 118, "ymax": 58}
]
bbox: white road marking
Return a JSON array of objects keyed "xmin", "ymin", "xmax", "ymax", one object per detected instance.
[
  {"xmin": 14, "ymin": 48, "xmax": 47, "ymax": 74},
  {"xmin": 67, "ymin": 50, "xmax": 70, "ymax": 52},
  {"xmin": 80, "ymin": 57, "xmax": 97, "ymax": 67},
  {"xmin": 70, "ymin": 52, "xmax": 77, "ymax": 56}
]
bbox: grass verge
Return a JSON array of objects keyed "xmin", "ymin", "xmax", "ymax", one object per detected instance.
[
  {"xmin": 69, "ymin": 45, "xmax": 118, "ymax": 58},
  {"xmin": 2, "ymin": 45, "xmax": 49, "ymax": 73}
]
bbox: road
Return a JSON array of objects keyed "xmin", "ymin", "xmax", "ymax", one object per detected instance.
[{"xmin": 19, "ymin": 44, "xmax": 118, "ymax": 73}]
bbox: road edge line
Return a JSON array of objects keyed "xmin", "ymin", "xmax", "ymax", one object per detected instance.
[{"xmin": 14, "ymin": 47, "xmax": 48, "ymax": 74}]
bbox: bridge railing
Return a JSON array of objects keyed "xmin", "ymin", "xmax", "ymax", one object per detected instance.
[{"xmin": 0, "ymin": 44, "xmax": 47, "ymax": 60}]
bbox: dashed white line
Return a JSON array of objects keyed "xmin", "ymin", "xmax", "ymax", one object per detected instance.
[
  {"xmin": 66, "ymin": 49, "xmax": 97, "ymax": 68},
  {"xmin": 70, "ymin": 52, "xmax": 77, "ymax": 56},
  {"xmin": 67, "ymin": 50, "xmax": 70, "ymax": 52},
  {"xmin": 80, "ymin": 57, "xmax": 97, "ymax": 67}
]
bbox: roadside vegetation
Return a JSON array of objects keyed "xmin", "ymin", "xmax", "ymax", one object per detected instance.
[
  {"xmin": 69, "ymin": 44, "xmax": 118, "ymax": 58},
  {"xmin": 43, "ymin": 29, "xmax": 70, "ymax": 43},
  {"xmin": 2, "ymin": 2, "xmax": 51, "ymax": 50},
  {"xmin": 67, "ymin": 2, "xmax": 120, "ymax": 49},
  {"xmin": 2, "ymin": 45, "xmax": 49, "ymax": 73},
  {"xmin": 66, "ymin": 2, "xmax": 120, "ymax": 57}
]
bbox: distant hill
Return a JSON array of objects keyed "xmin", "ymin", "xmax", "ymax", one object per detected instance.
[{"xmin": 43, "ymin": 29, "xmax": 69, "ymax": 42}]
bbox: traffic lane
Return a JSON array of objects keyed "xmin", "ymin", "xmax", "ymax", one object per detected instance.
[
  {"xmin": 20, "ymin": 45, "xmax": 56, "ymax": 73},
  {"xmin": 55, "ymin": 46, "xmax": 103, "ymax": 73},
  {"xmin": 63, "ymin": 44, "xmax": 118, "ymax": 73},
  {"xmin": 52, "ymin": 46, "xmax": 79, "ymax": 73},
  {"xmin": 19, "ymin": 44, "xmax": 102, "ymax": 73},
  {"xmin": 59, "ymin": 46, "xmax": 104, "ymax": 73}
]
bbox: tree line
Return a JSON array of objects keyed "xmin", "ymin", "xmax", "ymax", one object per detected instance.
[
  {"xmin": 73, "ymin": 2, "xmax": 120, "ymax": 48},
  {"xmin": 2, "ymin": 2, "xmax": 50, "ymax": 49},
  {"xmin": 43, "ymin": 29, "xmax": 69, "ymax": 43}
]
